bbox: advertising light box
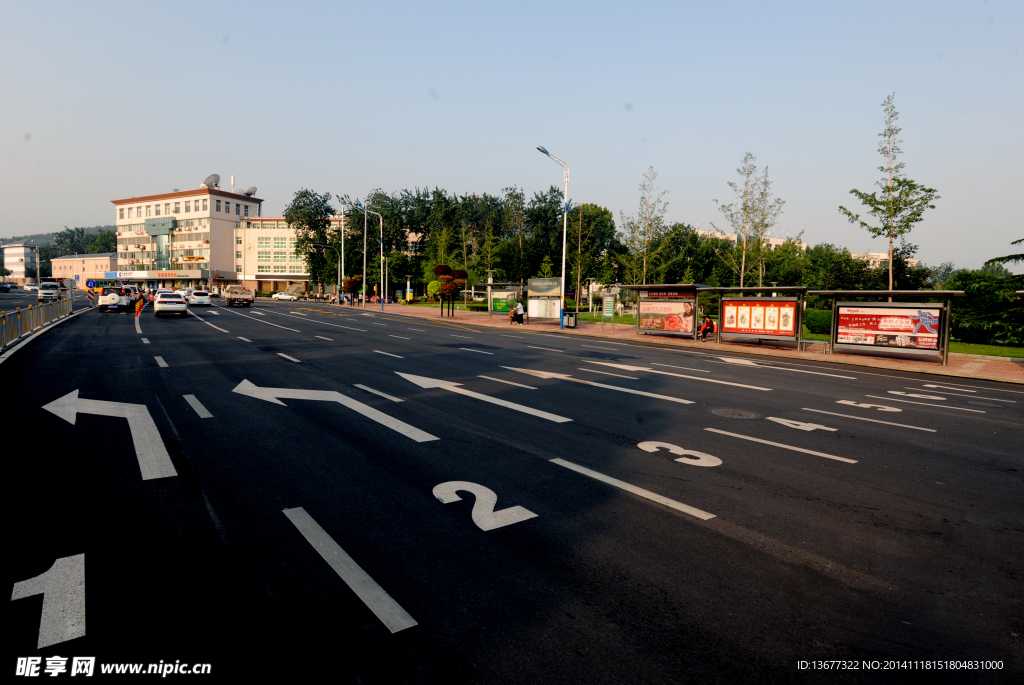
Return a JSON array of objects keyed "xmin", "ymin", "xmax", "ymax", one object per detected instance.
[
  {"xmin": 722, "ymin": 299, "xmax": 798, "ymax": 338},
  {"xmin": 638, "ymin": 299, "xmax": 695, "ymax": 334},
  {"xmin": 836, "ymin": 305, "xmax": 941, "ymax": 350}
]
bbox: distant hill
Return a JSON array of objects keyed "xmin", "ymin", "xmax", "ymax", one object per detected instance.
[{"xmin": 1, "ymin": 225, "xmax": 112, "ymax": 245}]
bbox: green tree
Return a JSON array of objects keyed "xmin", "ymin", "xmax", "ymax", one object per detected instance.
[
  {"xmin": 284, "ymin": 189, "xmax": 336, "ymax": 293},
  {"xmin": 839, "ymin": 94, "xmax": 939, "ymax": 290},
  {"xmin": 619, "ymin": 167, "xmax": 675, "ymax": 285},
  {"xmin": 712, "ymin": 153, "xmax": 783, "ymax": 287},
  {"xmin": 53, "ymin": 227, "xmax": 89, "ymax": 256},
  {"xmin": 537, "ymin": 255, "xmax": 554, "ymax": 278},
  {"xmin": 984, "ymin": 238, "xmax": 1023, "ymax": 269},
  {"xmin": 87, "ymin": 230, "xmax": 117, "ymax": 253}
]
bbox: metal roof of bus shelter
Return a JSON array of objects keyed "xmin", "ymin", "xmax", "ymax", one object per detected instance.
[
  {"xmin": 616, "ymin": 283, "xmax": 708, "ymax": 289},
  {"xmin": 806, "ymin": 290, "xmax": 965, "ymax": 297}
]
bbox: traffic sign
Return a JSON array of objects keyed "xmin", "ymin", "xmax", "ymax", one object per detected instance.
[
  {"xmin": 86, "ymin": 280, "xmax": 95, "ymax": 288},
  {"xmin": 74, "ymin": 274, "xmax": 80, "ymax": 281}
]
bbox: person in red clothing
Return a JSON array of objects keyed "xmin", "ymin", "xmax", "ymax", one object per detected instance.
[{"xmin": 699, "ymin": 316, "xmax": 715, "ymax": 342}]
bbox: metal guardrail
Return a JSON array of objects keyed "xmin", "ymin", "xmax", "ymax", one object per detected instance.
[{"xmin": 1, "ymin": 298, "xmax": 73, "ymax": 350}]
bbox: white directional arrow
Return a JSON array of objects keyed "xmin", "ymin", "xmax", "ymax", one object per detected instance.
[
  {"xmin": 582, "ymin": 361, "xmax": 772, "ymax": 391},
  {"xmin": 501, "ymin": 367, "xmax": 693, "ymax": 405},
  {"xmin": 232, "ymin": 380, "xmax": 438, "ymax": 442},
  {"xmin": 395, "ymin": 373, "xmax": 571, "ymax": 423},
  {"xmin": 42, "ymin": 390, "xmax": 178, "ymax": 480}
]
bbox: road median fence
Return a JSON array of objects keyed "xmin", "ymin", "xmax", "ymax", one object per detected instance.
[{"xmin": 1, "ymin": 298, "xmax": 74, "ymax": 350}]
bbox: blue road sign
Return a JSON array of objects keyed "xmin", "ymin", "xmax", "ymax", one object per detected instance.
[
  {"xmin": 86, "ymin": 280, "xmax": 96, "ymax": 288},
  {"xmin": 75, "ymin": 274, "xmax": 80, "ymax": 280}
]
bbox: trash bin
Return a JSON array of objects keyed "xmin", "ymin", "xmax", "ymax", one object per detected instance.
[{"xmin": 563, "ymin": 312, "xmax": 577, "ymax": 328}]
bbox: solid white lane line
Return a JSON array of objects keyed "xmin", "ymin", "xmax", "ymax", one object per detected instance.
[
  {"xmin": 278, "ymin": 353, "xmax": 301, "ymax": 363},
  {"xmin": 907, "ymin": 387, "xmax": 1014, "ymax": 402},
  {"xmin": 460, "ymin": 347, "xmax": 494, "ymax": 355},
  {"xmin": 801, "ymin": 408, "xmax": 935, "ymax": 432},
  {"xmin": 354, "ymin": 384, "xmax": 404, "ymax": 402},
  {"xmin": 450, "ymin": 334, "xmax": 472, "ymax": 339},
  {"xmin": 864, "ymin": 395, "xmax": 986, "ymax": 413},
  {"xmin": 183, "ymin": 394, "xmax": 213, "ymax": 418},
  {"xmin": 577, "ymin": 367, "xmax": 638, "ymax": 379},
  {"xmin": 283, "ymin": 507, "xmax": 417, "ymax": 634},
  {"xmin": 155, "ymin": 356, "xmax": 169, "ymax": 368},
  {"xmin": 921, "ymin": 380, "xmax": 1024, "ymax": 395},
  {"xmin": 719, "ymin": 357, "xmax": 856, "ymax": 379},
  {"xmin": 704, "ymin": 428, "xmax": 857, "ymax": 464},
  {"xmin": 316, "ymin": 335, "xmax": 333, "ymax": 341},
  {"xmin": 238, "ymin": 337, "xmax": 252, "ymax": 342},
  {"xmin": 205, "ymin": 321, "xmax": 229, "ymax": 333},
  {"xmin": 135, "ymin": 317, "xmax": 142, "ymax": 334},
  {"xmin": 389, "ymin": 335, "xmax": 410, "ymax": 340},
  {"xmin": 218, "ymin": 306, "xmax": 300, "ymax": 332},
  {"xmin": 580, "ymin": 344, "xmax": 619, "ymax": 351},
  {"xmin": 550, "ymin": 458, "xmax": 715, "ymax": 520},
  {"xmin": 478, "ymin": 375, "xmax": 537, "ymax": 390},
  {"xmin": 528, "ymin": 345, "xmax": 562, "ymax": 352},
  {"xmin": 397, "ymin": 372, "xmax": 571, "ymax": 422},
  {"xmin": 255, "ymin": 308, "xmax": 366, "ymax": 332},
  {"xmin": 584, "ymin": 361, "xmax": 772, "ymax": 391},
  {"xmin": 650, "ymin": 362, "xmax": 711, "ymax": 373},
  {"xmin": 141, "ymin": 338, "xmax": 150, "ymax": 344},
  {"xmin": 374, "ymin": 350, "xmax": 404, "ymax": 358},
  {"xmin": 500, "ymin": 334, "xmax": 524, "ymax": 339}
]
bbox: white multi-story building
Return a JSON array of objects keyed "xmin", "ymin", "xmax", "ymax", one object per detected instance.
[
  {"xmin": 696, "ymin": 229, "xmax": 806, "ymax": 251},
  {"xmin": 849, "ymin": 251, "xmax": 919, "ymax": 268},
  {"xmin": 0, "ymin": 242, "xmax": 39, "ymax": 284}
]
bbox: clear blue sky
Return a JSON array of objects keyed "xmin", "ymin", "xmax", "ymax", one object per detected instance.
[{"xmin": 2, "ymin": 0, "xmax": 1021, "ymax": 270}]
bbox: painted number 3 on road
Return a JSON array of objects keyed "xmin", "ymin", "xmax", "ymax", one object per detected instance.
[{"xmin": 637, "ymin": 442, "xmax": 722, "ymax": 467}]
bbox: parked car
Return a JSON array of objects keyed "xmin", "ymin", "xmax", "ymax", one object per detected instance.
[
  {"xmin": 0, "ymin": 283, "xmax": 10, "ymax": 293},
  {"xmin": 98, "ymin": 287, "xmax": 128, "ymax": 312},
  {"xmin": 38, "ymin": 283, "xmax": 62, "ymax": 302},
  {"xmin": 153, "ymin": 292, "xmax": 188, "ymax": 317},
  {"xmin": 271, "ymin": 292, "xmax": 298, "ymax": 301},
  {"xmin": 188, "ymin": 290, "xmax": 212, "ymax": 306}
]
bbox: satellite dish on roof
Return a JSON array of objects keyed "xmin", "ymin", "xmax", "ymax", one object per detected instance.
[
  {"xmin": 201, "ymin": 174, "xmax": 221, "ymax": 189},
  {"xmin": 245, "ymin": 186, "xmax": 257, "ymax": 196}
]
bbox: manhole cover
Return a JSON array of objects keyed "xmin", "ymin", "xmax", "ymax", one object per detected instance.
[
  {"xmin": 968, "ymin": 401, "xmax": 1002, "ymax": 408},
  {"xmin": 711, "ymin": 408, "xmax": 759, "ymax": 419}
]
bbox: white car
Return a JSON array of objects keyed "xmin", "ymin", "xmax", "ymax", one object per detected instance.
[
  {"xmin": 271, "ymin": 292, "xmax": 298, "ymax": 301},
  {"xmin": 38, "ymin": 283, "xmax": 62, "ymax": 302},
  {"xmin": 188, "ymin": 290, "xmax": 212, "ymax": 306},
  {"xmin": 153, "ymin": 292, "xmax": 188, "ymax": 317},
  {"xmin": 24, "ymin": 284, "xmax": 38, "ymax": 292}
]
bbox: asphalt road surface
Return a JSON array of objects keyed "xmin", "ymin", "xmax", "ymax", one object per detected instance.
[{"xmin": 3, "ymin": 295, "xmax": 1021, "ymax": 683}]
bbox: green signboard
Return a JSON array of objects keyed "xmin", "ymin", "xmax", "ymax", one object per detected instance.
[
  {"xmin": 491, "ymin": 291, "xmax": 516, "ymax": 312},
  {"xmin": 603, "ymin": 296, "xmax": 615, "ymax": 317}
]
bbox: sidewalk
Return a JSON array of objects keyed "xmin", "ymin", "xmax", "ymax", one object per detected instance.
[{"xmin": 367, "ymin": 303, "xmax": 1024, "ymax": 385}]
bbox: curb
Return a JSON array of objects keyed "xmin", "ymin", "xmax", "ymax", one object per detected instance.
[{"xmin": 0, "ymin": 306, "xmax": 92, "ymax": 366}]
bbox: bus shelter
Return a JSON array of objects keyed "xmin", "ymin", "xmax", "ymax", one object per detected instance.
[
  {"xmin": 808, "ymin": 290, "xmax": 965, "ymax": 366},
  {"xmin": 698, "ymin": 286, "xmax": 807, "ymax": 348},
  {"xmin": 619, "ymin": 284, "xmax": 702, "ymax": 338}
]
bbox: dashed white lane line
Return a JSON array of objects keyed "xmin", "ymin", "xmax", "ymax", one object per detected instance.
[
  {"xmin": 703, "ymin": 428, "xmax": 857, "ymax": 464},
  {"xmin": 389, "ymin": 335, "xmax": 410, "ymax": 340},
  {"xmin": 218, "ymin": 306, "xmax": 300, "ymax": 332},
  {"xmin": 354, "ymin": 384, "xmax": 404, "ymax": 402},
  {"xmin": 579, "ymin": 344, "xmax": 619, "ymax": 351},
  {"xmin": 585, "ymin": 361, "xmax": 771, "ymax": 391},
  {"xmin": 316, "ymin": 335, "xmax": 333, "ymax": 341},
  {"xmin": 906, "ymin": 387, "xmax": 1014, "ymax": 402},
  {"xmin": 250, "ymin": 310, "xmax": 265, "ymax": 316},
  {"xmin": 155, "ymin": 356, "xmax": 169, "ymax": 368},
  {"xmin": 134, "ymin": 317, "xmax": 142, "ymax": 334},
  {"xmin": 141, "ymin": 338, "xmax": 150, "ymax": 344},
  {"xmin": 863, "ymin": 395, "xmax": 985, "ymax": 413},
  {"xmin": 264, "ymin": 309, "xmax": 367, "ymax": 332},
  {"xmin": 190, "ymin": 310, "xmax": 229, "ymax": 332},
  {"xmin": 478, "ymin": 375, "xmax": 537, "ymax": 390},
  {"xmin": 650, "ymin": 362, "xmax": 711, "ymax": 374},
  {"xmin": 528, "ymin": 345, "xmax": 562, "ymax": 352},
  {"xmin": 183, "ymin": 394, "xmax": 213, "ymax": 418},
  {"xmin": 283, "ymin": 507, "xmax": 417, "ymax": 634},
  {"xmin": 278, "ymin": 353, "xmax": 301, "ymax": 363},
  {"xmin": 207, "ymin": 310, "xmax": 219, "ymax": 315},
  {"xmin": 374, "ymin": 350, "xmax": 404, "ymax": 359},
  {"xmin": 460, "ymin": 348, "xmax": 494, "ymax": 355},
  {"xmin": 290, "ymin": 311, "xmax": 307, "ymax": 316},
  {"xmin": 500, "ymin": 334, "xmax": 524, "ymax": 339},
  {"xmin": 373, "ymin": 323, "xmax": 387, "ymax": 326},
  {"xmin": 238, "ymin": 337, "xmax": 252, "ymax": 342},
  {"xmin": 550, "ymin": 458, "xmax": 715, "ymax": 520},
  {"xmin": 450, "ymin": 334, "xmax": 473, "ymax": 339},
  {"xmin": 577, "ymin": 367, "xmax": 637, "ymax": 380},
  {"xmin": 801, "ymin": 408, "xmax": 935, "ymax": 432},
  {"xmin": 408, "ymin": 328, "xmax": 425, "ymax": 332},
  {"xmin": 717, "ymin": 356, "xmax": 856, "ymax": 379}
]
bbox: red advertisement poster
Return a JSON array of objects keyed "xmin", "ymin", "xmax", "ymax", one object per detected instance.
[
  {"xmin": 836, "ymin": 306, "xmax": 940, "ymax": 350},
  {"xmin": 721, "ymin": 300, "xmax": 796, "ymax": 336},
  {"xmin": 638, "ymin": 300, "xmax": 694, "ymax": 333}
]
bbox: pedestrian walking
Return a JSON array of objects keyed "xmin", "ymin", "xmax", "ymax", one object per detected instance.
[{"xmin": 515, "ymin": 301, "xmax": 525, "ymax": 325}]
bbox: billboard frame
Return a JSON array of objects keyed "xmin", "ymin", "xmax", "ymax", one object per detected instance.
[
  {"xmin": 617, "ymin": 284, "xmax": 702, "ymax": 339},
  {"xmin": 830, "ymin": 301, "xmax": 948, "ymax": 362},
  {"xmin": 718, "ymin": 296, "xmax": 803, "ymax": 343}
]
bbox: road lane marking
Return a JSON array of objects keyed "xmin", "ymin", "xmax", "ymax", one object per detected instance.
[
  {"xmin": 389, "ymin": 335, "xmax": 410, "ymax": 340},
  {"xmin": 637, "ymin": 441, "xmax": 722, "ymax": 467},
  {"xmin": 278, "ymin": 353, "xmax": 301, "ymax": 362},
  {"xmin": 354, "ymin": 384, "xmax": 403, "ymax": 402},
  {"xmin": 433, "ymin": 482, "xmax": 538, "ymax": 531},
  {"xmin": 766, "ymin": 417, "xmax": 836, "ymax": 432},
  {"xmin": 397, "ymin": 372, "xmax": 571, "ymax": 422},
  {"xmin": 717, "ymin": 356, "xmax": 856, "ymax": 378},
  {"xmin": 907, "ymin": 387, "xmax": 1014, "ymax": 402},
  {"xmin": 266, "ymin": 310, "xmax": 367, "ymax": 332},
  {"xmin": 234, "ymin": 380, "xmax": 437, "ymax": 442},
  {"xmin": 316, "ymin": 335, "xmax": 333, "ymax": 341},
  {"xmin": 135, "ymin": 317, "xmax": 142, "ymax": 334},
  {"xmin": 703, "ymin": 428, "xmax": 857, "ymax": 463},
  {"xmin": 207, "ymin": 310, "xmax": 219, "ymax": 315},
  {"xmin": 155, "ymin": 356, "xmax": 169, "ymax": 368},
  {"xmin": 580, "ymin": 344, "xmax": 619, "ymax": 351},
  {"xmin": 584, "ymin": 361, "xmax": 771, "ymax": 391},
  {"xmin": 218, "ymin": 306, "xmax": 300, "ymax": 331},
  {"xmin": 864, "ymin": 395, "xmax": 985, "ymax": 413},
  {"xmin": 42, "ymin": 390, "xmax": 178, "ymax": 479},
  {"xmin": 283, "ymin": 507, "xmax": 417, "ymax": 634},
  {"xmin": 373, "ymin": 323, "xmax": 387, "ymax": 326},
  {"xmin": 478, "ymin": 375, "xmax": 537, "ymax": 390},
  {"xmin": 550, "ymin": 458, "xmax": 715, "ymax": 520},
  {"xmin": 250, "ymin": 310, "xmax": 265, "ymax": 315},
  {"xmin": 290, "ymin": 311, "xmax": 307, "ymax": 315},
  {"xmin": 10, "ymin": 554, "xmax": 86, "ymax": 648},
  {"xmin": 450, "ymin": 334, "xmax": 472, "ymax": 339},
  {"xmin": 500, "ymin": 334, "xmax": 524, "ymax": 339},
  {"xmin": 888, "ymin": 390, "xmax": 946, "ymax": 400},
  {"xmin": 408, "ymin": 328, "xmax": 425, "ymax": 332},
  {"xmin": 374, "ymin": 350, "xmax": 404, "ymax": 358},
  {"xmin": 183, "ymin": 394, "xmax": 213, "ymax": 418},
  {"xmin": 460, "ymin": 347, "xmax": 494, "ymax": 355},
  {"xmin": 650, "ymin": 362, "xmax": 711, "ymax": 373},
  {"xmin": 801, "ymin": 408, "xmax": 935, "ymax": 432},
  {"xmin": 503, "ymin": 367, "xmax": 694, "ymax": 404},
  {"xmin": 238, "ymin": 337, "xmax": 252, "ymax": 342},
  {"xmin": 528, "ymin": 345, "xmax": 562, "ymax": 352},
  {"xmin": 836, "ymin": 400, "xmax": 901, "ymax": 412},
  {"xmin": 921, "ymin": 380, "xmax": 1024, "ymax": 395},
  {"xmin": 141, "ymin": 338, "xmax": 150, "ymax": 344},
  {"xmin": 577, "ymin": 367, "xmax": 638, "ymax": 379}
]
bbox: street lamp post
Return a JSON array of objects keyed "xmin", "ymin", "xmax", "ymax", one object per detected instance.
[
  {"xmin": 536, "ymin": 146, "xmax": 569, "ymax": 329},
  {"xmin": 335, "ymin": 195, "xmax": 350, "ymax": 301},
  {"xmin": 311, "ymin": 243, "xmax": 340, "ymax": 304},
  {"xmin": 352, "ymin": 205, "xmax": 384, "ymax": 310}
]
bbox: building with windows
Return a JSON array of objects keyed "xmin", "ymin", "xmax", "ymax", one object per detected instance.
[
  {"xmin": 695, "ymin": 229, "xmax": 806, "ymax": 251},
  {"xmin": 51, "ymin": 253, "xmax": 118, "ymax": 287},
  {"xmin": 234, "ymin": 217, "xmax": 313, "ymax": 293},
  {"xmin": 849, "ymin": 251, "xmax": 919, "ymax": 268},
  {"xmin": 0, "ymin": 242, "xmax": 39, "ymax": 284}
]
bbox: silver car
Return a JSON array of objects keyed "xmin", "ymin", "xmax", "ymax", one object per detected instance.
[{"xmin": 188, "ymin": 290, "xmax": 212, "ymax": 306}]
